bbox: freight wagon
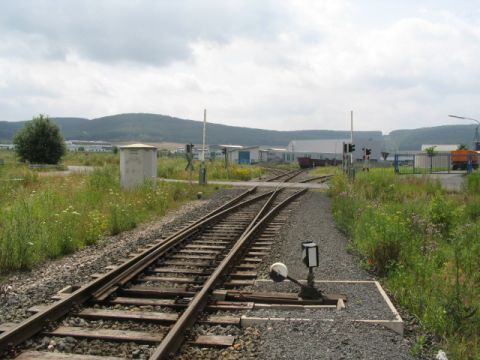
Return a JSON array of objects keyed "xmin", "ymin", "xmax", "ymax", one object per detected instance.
[{"xmin": 451, "ymin": 150, "xmax": 479, "ymax": 170}]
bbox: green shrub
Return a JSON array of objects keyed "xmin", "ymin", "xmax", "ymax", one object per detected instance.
[
  {"xmin": 13, "ymin": 115, "xmax": 66, "ymax": 164},
  {"xmin": 428, "ymin": 194, "xmax": 457, "ymax": 236},
  {"xmin": 466, "ymin": 172, "xmax": 480, "ymax": 193},
  {"xmin": 330, "ymin": 172, "xmax": 480, "ymax": 359}
]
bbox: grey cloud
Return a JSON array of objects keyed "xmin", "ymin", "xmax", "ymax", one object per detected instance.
[{"xmin": 0, "ymin": 0, "xmax": 286, "ymax": 64}]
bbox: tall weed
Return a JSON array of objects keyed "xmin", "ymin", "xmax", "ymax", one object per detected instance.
[
  {"xmin": 0, "ymin": 165, "xmax": 204, "ymax": 274},
  {"xmin": 330, "ymin": 172, "xmax": 480, "ymax": 359}
]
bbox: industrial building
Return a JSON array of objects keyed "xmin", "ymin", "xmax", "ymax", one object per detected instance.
[
  {"xmin": 227, "ymin": 146, "xmax": 261, "ymax": 164},
  {"xmin": 286, "ymin": 139, "xmax": 345, "ymax": 162},
  {"xmin": 209, "ymin": 145, "xmax": 243, "ymax": 160},
  {"xmin": 421, "ymin": 144, "xmax": 459, "ymax": 152},
  {"xmin": 286, "ymin": 139, "xmax": 383, "ymax": 162},
  {"xmin": 65, "ymin": 140, "xmax": 114, "ymax": 152},
  {"xmin": 227, "ymin": 146, "xmax": 287, "ymax": 164},
  {"xmin": 259, "ymin": 148, "xmax": 287, "ymax": 162}
]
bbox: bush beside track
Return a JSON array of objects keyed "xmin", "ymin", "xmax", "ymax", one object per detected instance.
[{"xmin": 329, "ymin": 170, "xmax": 480, "ymax": 359}]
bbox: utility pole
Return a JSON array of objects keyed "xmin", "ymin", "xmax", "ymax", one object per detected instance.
[
  {"xmin": 199, "ymin": 109, "xmax": 207, "ymax": 185},
  {"xmin": 350, "ymin": 110, "xmax": 353, "ymax": 166},
  {"xmin": 448, "ymin": 114, "xmax": 480, "ymax": 150},
  {"xmin": 349, "ymin": 110, "xmax": 355, "ymax": 179}
]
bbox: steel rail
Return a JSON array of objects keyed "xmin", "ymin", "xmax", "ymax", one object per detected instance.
[
  {"xmin": 282, "ymin": 169, "xmax": 304, "ymax": 182},
  {"xmin": 263, "ymin": 172, "xmax": 288, "ymax": 182},
  {"xmin": 260, "ymin": 167, "xmax": 289, "ymax": 178},
  {"xmin": 241, "ymin": 187, "xmax": 282, "ymax": 236},
  {"xmin": 91, "ymin": 189, "xmax": 276, "ymax": 300},
  {"xmin": 299, "ymin": 174, "xmax": 333, "ymax": 183},
  {"xmin": 150, "ymin": 187, "xmax": 308, "ymax": 359},
  {"xmin": 265, "ymin": 169, "xmax": 303, "ymax": 182},
  {"xmin": 0, "ymin": 186, "xmax": 267, "ymax": 353}
]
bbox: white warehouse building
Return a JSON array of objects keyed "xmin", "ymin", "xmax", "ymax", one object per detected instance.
[
  {"xmin": 286, "ymin": 139, "xmax": 383, "ymax": 162},
  {"xmin": 65, "ymin": 140, "xmax": 114, "ymax": 152}
]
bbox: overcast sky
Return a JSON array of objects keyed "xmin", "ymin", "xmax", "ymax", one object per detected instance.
[{"xmin": 1, "ymin": 0, "xmax": 479, "ymax": 133}]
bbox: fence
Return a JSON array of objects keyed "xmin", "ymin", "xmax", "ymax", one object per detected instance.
[{"xmin": 392, "ymin": 153, "xmax": 475, "ymax": 175}]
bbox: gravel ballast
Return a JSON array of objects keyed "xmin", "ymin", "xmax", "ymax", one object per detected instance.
[
  {"xmin": 255, "ymin": 320, "xmax": 412, "ymax": 360},
  {"xmin": 248, "ymin": 191, "xmax": 415, "ymax": 360},
  {"xmin": 257, "ymin": 190, "xmax": 373, "ymax": 281}
]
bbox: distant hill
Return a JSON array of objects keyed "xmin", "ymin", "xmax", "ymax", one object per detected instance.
[
  {"xmin": 0, "ymin": 113, "xmax": 477, "ymax": 150},
  {"xmin": 387, "ymin": 124, "xmax": 478, "ymax": 151},
  {"xmin": 0, "ymin": 113, "xmax": 382, "ymax": 146}
]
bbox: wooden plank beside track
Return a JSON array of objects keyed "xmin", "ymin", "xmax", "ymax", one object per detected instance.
[{"xmin": 193, "ymin": 335, "xmax": 235, "ymax": 347}]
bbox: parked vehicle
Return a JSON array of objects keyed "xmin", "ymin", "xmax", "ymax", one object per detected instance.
[
  {"xmin": 451, "ymin": 150, "xmax": 479, "ymax": 170},
  {"xmin": 297, "ymin": 157, "xmax": 338, "ymax": 168}
]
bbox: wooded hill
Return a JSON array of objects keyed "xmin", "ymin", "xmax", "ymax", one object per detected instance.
[
  {"xmin": 0, "ymin": 113, "xmax": 477, "ymax": 150},
  {"xmin": 0, "ymin": 113, "xmax": 381, "ymax": 147}
]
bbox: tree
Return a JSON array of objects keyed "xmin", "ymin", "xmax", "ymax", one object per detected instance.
[
  {"xmin": 13, "ymin": 114, "xmax": 66, "ymax": 164},
  {"xmin": 457, "ymin": 144, "xmax": 468, "ymax": 150},
  {"xmin": 424, "ymin": 146, "xmax": 437, "ymax": 156},
  {"xmin": 424, "ymin": 146, "xmax": 437, "ymax": 172}
]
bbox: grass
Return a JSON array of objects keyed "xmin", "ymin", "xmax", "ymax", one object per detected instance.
[
  {"xmin": 0, "ymin": 149, "xmax": 294, "ymax": 275},
  {"xmin": 0, "ymin": 150, "xmax": 265, "ymax": 275},
  {"xmin": 264, "ymin": 162, "xmax": 300, "ymax": 171},
  {"xmin": 62, "ymin": 151, "xmax": 119, "ymax": 166},
  {"xmin": 61, "ymin": 152, "xmax": 266, "ymax": 181},
  {"xmin": 0, "ymin": 151, "xmax": 218, "ymax": 275},
  {"xmin": 308, "ymin": 165, "xmax": 340, "ymax": 176},
  {"xmin": 156, "ymin": 157, "xmax": 265, "ymax": 181},
  {"xmin": 329, "ymin": 171, "xmax": 480, "ymax": 359}
]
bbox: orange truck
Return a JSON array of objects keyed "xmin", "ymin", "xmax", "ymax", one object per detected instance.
[{"xmin": 451, "ymin": 150, "xmax": 478, "ymax": 170}]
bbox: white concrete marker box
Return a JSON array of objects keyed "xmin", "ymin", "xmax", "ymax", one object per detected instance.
[{"xmin": 120, "ymin": 143, "xmax": 157, "ymax": 189}]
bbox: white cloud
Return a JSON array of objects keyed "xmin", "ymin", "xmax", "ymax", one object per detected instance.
[{"xmin": 0, "ymin": 0, "xmax": 479, "ymax": 134}]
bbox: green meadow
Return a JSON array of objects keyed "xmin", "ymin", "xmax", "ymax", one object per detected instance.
[{"xmin": 0, "ymin": 151, "xmax": 264, "ymax": 274}]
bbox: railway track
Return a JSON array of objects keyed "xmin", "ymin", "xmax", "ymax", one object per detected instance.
[
  {"xmin": 263, "ymin": 168, "xmax": 333, "ymax": 184},
  {"xmin": 263, "ymin": 169, "xmax": 304, "ymax": 183},
  {"xmin": 298, "ymin": 174, "xmax": 333, "ymax": 183},
  {"xmin": 1, "ymin": 186, "xmax": 307, "ymax": 359}
]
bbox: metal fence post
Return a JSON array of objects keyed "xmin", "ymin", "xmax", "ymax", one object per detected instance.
[{"xmin": 467, "ymin": 153, "xmax": 473, "ymax": 174}]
